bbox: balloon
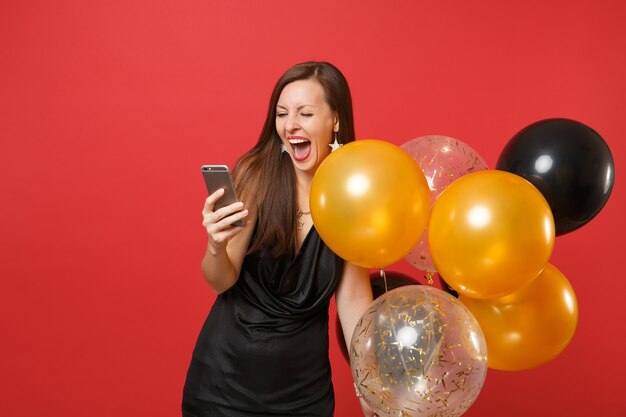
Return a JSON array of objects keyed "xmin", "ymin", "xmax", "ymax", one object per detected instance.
[
  {"xmin": 428, "ymin": 170, "xmax": 555, "ymax": 299},
  {"xmin": 402, "ymin": 136, "xmax": 488, "ymax": 272},
  {"xmin": 310, "ymin": 140, "xmax": 430, "ymax": 268},
  {"xmin": 337, "ymin": 270, "xmax": 420, "ymax": 362},
  {"xmin": 370, "ymin": 269, "xmax": 420, "ymax": 299},
  {"xmin": 461, "ymin": 263, "xmax": 578, "ymax": 371},
  {"xmin": 496, "ymin": 118, "xmax": 614, "ymax": 235},
  {"xmin": 350, "ymin": 286, "xmax": 487, "ymax": 417},
  {"xmin": 439, "ymin": 274, "xmax": 459, "ymax": 298}
]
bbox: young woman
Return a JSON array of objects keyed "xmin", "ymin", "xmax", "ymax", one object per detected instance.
[{"xmin": 183, "ymin": 62, "xmax": 375, "ymax": 417}]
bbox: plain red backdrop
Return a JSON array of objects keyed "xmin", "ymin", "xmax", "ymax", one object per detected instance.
[{"xmin": 1, "ymin": 1, "xmax": 625, "ymax": 416}]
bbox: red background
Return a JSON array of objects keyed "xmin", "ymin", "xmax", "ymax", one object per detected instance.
[{"xmin": 1, "ymin": 1, "xmax": 625, "ymax": 416}]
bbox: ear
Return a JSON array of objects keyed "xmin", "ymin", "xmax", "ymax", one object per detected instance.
[{"xmin": 333, "ymin": 114, "xmax": 339, "ymax": 133}]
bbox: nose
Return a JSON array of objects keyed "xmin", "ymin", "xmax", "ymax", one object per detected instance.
[{"xmin": 285, "ymin": 114, "xmax": 300, "ymax": 133}]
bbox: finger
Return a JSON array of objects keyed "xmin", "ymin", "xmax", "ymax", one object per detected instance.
[
  {"xmin": 213, "ymin": 201, "xmax": 245, "ymax": 221},
  {"xmin": 204, "ymin": 209, "xmax": 248, "ymax": 236},
  {"xmin": 202, "ymin": 188, "xmax": 225, "ymax": 213},
  {"xmin": 215, "ymin": 209, "xmax": 248, "ymax": 230},
  {"xmin": 202, "ymin": 210, "xmax": 222, "ymax": 229},
  {"xmin": 206, "ymin": 220, "xmax": 245, "ymax": 246}
]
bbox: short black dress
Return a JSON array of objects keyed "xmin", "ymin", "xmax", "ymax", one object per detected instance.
[{"xmin": 183, "ymin": 227, "xmax": 343, "ymax": 417}]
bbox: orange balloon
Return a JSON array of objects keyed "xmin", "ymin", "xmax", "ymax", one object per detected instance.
[
  {"xmin": 461, "ymin": 263, "xmax": 578, "ymax": 371},
  {"xmin": 310, "ymin": 140, "xmax": 430, "ymax": 268},
  {"xmin": 428, "ymin": 170, "xmax": 555, "ymax": 299}
]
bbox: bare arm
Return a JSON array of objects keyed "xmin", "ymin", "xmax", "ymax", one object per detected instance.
[
  {"xmin": 336, "ymin": 261, "xmax": 372, "ymax": 356},
  {"xmin": 335, "ymin": 262, "xmax": 378, "ymax": 417},
  {"xmin": 201, "ymin": 188, "xmax": 255, "ymax": 294}
]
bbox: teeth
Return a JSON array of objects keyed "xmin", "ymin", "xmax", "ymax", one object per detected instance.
[{"xmin": 289, "ymin": 138, "xmax": 309, "ymax": 144}]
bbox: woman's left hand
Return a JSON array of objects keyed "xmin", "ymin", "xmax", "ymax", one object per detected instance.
[{"xmin": 359, "ymin": 397, "xmax": 379, "ymax": 417}]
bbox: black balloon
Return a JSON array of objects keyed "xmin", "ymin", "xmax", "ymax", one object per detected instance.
[
  {"xmin": 496, "ymin": 118, "xmax": 614, "ymax": 235},
  {"xmin": 369, "ymin": 270, "xmax": 419, "ymax": 299},
  {"xmin": 438, "ymin": 275, "xmax": 459, "ymax": 298}
]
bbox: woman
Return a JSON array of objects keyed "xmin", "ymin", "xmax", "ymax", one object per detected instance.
[{"xmin": 183, "ymin": 62, "xmax": 375, "ymax": 416}]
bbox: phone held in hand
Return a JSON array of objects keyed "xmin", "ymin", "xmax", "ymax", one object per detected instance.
[{"xmin": 201, "ymin": 165, "xmax": 245, "ymax": 227}]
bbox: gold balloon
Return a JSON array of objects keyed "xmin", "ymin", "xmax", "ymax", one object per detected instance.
[
  {"xmin": 461, "ymin": 263, "xmax": 579, "ymax": 371},
  {"xmin": 310, "ymin": 140, "xmax": 430, "ymax": 268},
  {"xmin": 428, "ymin": 170, "xmax": 555, "ymax": 299}
]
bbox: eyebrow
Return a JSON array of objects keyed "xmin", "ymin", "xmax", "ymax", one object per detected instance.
[{"xmin": 276, "ymin": 104, "xmax": 315, "ymax": 110}]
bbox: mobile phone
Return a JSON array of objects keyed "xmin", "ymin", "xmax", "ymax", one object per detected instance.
[{"xmin": 201, "ymin": 165, "xmax": 245, "ymax": 227}]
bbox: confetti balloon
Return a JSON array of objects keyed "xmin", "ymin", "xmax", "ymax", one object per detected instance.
[
  {"xmin": 401, "ymin": 136, "xmax": 488, "ymax": 272},
  {"xmin": 338, "ymin": 270, "xmax": 421, "ymax": 362},
  {"xmin": 350, "ymin": 286, "xmax": 487, "ymax": 417}
]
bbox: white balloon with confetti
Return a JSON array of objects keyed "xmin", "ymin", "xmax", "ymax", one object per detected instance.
[
  {"xmin": 401, "ymin": 135, "xmax": 488, "ymax": 273},
  {"xmin": 350, "ymin": 285, "xmax": 487, "ymax": 417}
]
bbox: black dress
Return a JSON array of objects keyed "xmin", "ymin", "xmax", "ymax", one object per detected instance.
[{"xmin": 183, "ymin": 227, "xmax": 343, "ymax": 417}]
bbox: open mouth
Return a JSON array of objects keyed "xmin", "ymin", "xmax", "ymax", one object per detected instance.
[{"xmin": 288, "ymin": 137, "xmax": 311, "ymax": 161}]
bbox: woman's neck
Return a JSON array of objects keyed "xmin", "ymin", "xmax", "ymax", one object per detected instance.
[{"xmin": 295, "ymin": 171, "xmax": 314, "ymax": 211}]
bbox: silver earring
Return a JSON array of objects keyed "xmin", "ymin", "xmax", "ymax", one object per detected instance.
[
  {"xmin": 281, "ymin": 143, "xmax": 288, "ymax": 153},
  {"xmin": 329, "ymin": 131, "xmax": 342, "ymax": 152}
]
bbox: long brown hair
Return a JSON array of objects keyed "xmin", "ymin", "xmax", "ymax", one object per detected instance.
[{"xmin": 233, "ymin": 61, "xmax": 355, "ymax": 256}]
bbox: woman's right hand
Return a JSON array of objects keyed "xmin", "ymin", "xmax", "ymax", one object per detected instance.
[{"xmin": 202, "ymin": 189, "xmax": 248, "ymax": 253}]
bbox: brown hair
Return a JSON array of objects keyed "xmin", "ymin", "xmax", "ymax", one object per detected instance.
[{"xmin": 233, "ymin": 61, "xmax": 355, "ymax": 256}]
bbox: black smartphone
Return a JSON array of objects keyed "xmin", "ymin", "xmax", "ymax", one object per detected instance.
[{"xmin": 201, "ymin": 165, "xmax": 245, "ymax": 227}]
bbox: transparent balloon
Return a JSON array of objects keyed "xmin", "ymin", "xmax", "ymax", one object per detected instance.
[
  {"xmin": 401, "ymin": 136, "xmax": 488, "ymax": 272},
  {"xmin": 350, "ymin": 286, "xmax": 487, "ymax": 417}
]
